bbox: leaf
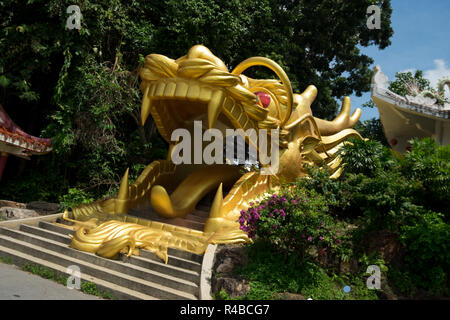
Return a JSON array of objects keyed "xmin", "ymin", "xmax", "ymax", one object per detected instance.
[{"xmin": 0, "ymin": 75, "xmax": 10, "ymax": 87}]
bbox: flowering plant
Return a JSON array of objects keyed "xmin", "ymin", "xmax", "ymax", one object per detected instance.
[{"xmin": 239, "ymin": 187, "xmax": 352, "ymax": 261}]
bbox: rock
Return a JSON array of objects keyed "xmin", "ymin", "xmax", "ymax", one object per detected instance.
[
  {"xmin": 362, "ymin": 230, "xmax": 405, "ymax": 266},
  {"xmin": 26, "ymin": 201, "xmax": 60, "ymax": 215},
  {"xmin": 0, "ymin": 207, "xmax": 39, "ymax": 220},
  {"xmin": 212, "ymin": 244, "xmax": 250, "ymax": 298},
  {"xmin": 275, "ymin": 292, "xmax": 306, "ymax": 300},
  {"xmin": 377, "ymin": 279, "xmax": 398, "ymax": 300},
  {"xmin": 213, "ymin": 276, "xmax": 250, "ymax": 298},
  {"xmin": 213, "ymin": 244, "xmax": 247, "ymax": 274},
  {"xmin": 216, "ymin": 257, "xmax": 235, "ymax": 274},
  {"xmin": 0, "ymin": 200, "xmax": 26, "ymax": 209},
  {"xmin": 315, "ymin": 247, "xmax": 340, "ymax": 271}
]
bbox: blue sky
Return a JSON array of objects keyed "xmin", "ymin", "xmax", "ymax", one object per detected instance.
[{"xmin": 350, "ymin": 0, "xmax": 450, "ymax": 121}]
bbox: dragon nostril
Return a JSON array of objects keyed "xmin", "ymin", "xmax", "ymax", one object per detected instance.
[{"xmin": 255, "ymin": 91, "xmax": 271, "ymax": 108}]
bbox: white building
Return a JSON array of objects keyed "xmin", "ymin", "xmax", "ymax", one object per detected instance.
[{"xmin": 371, "ymin": 66, "xmax": 450, "ymax": 152}]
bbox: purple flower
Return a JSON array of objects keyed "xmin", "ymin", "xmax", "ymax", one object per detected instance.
[
  {"xmin": 249, "ymin": 202, "xmax": 254, "ymax": 207},
  {"xmin": 269, "ymin": 213, "xmax": 273, "ymax": 218},
  {"xmin": 319, "ymin": 236, "xmax": 324, "ymax": 241},
  {"xmin": 273, "ymin": 224, "xmax": 278, "ymax": 230},
  {"xmin": 292, "ymin": 199, "xmax": 298, "ymax": 205},
  {"xmin": 281, "ymin": 197, "xmax": 287, "ymax": 203},
  {"xmin": 279, "ymin": 209, "xmax": 286, "ymax": 217},
  {"xmin": 307, "ymin": 236, "xmax": 313, "ymax": 242}
]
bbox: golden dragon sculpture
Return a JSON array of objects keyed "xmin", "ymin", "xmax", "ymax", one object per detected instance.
[{"xmin": 63, "ymin": 45, "xmax": 362, "ymax": 263}]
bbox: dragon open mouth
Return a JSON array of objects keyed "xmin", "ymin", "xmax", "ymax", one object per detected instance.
[{"xmin": 140, "ymin": 77, "xmax": 258, "ymax": 219}]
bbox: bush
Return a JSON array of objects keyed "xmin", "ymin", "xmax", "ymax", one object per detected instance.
[
  {"xmin": 400, "ymin": 138, "xmax": 450, "ymax": 217},
  {"xmin": 237, "ymin": 137, "xmax": 450, "ymax": 298},
  {"xmin": 238, "ymin": 188, "xmax": 353, "ymax": 262},
  {"xmin": 58, "ymin": 187, "xmax": 95, "ymax": 209},
  {"xmin": 399, "ymin": 211, "xmax": 450, "ymax": 296},
  {"xmin": 338, "ymin": 138, "xmax": 394, "ymax": 177}
]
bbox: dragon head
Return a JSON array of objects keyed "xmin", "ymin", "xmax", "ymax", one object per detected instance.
[{"xmin": 140, "ymin": 45, "xmax": 361, "ymax": 181}]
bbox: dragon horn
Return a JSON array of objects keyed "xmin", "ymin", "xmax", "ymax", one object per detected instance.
[{"xmin": 231, "ymin": 57, "xmax": 293, "ymax": 127}]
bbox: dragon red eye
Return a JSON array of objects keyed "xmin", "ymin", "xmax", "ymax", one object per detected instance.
[{"xmin": 254, "ymin": 91, "xmax": 271, "ymax": 108}]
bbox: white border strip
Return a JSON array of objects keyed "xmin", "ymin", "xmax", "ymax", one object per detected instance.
[{"xmin": 199, "ymin": 244, "xmax": 217, "ymax": 300}]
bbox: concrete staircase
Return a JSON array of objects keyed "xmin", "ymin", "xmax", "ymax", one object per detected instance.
[{"xmin": 0, "ymin": 220, "xmax": 204, "ymax": 300}]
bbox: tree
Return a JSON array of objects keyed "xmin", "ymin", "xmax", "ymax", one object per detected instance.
[{"xmin": 0, "ymin": 0, "xmax": 394, "ymax": 202}]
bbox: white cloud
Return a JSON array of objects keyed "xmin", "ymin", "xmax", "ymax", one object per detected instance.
[
  {"xmin": 399, "ymin": 68, "xmax": 416, "ymax": 74},
  {"xmin": 424, "ymin": 59, "xmax": 450, "ymax": 98}
]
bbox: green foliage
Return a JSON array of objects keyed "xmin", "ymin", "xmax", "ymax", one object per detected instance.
[
  {"xmin": 400, "ymin": 138, "xmax": 450, "ymax": 217},
  {"xmin": 322, "ymin": 137, "xmax": 449, "ymax": 296},
  {"xmin": 353, "ymin": 118, "xmax": 389, "ymax": 146},
  {"xmin": 0, "ymin": 0, "xmax": 393, "ymax": 203},
  {"xmin": 80, "ymin": 281, "xmax": 114, "ymax": 299},
  {"xmin": 0, "ymin": 255, "xmax": 13, "ymax": 264},
  {"xmin": 399, "ymin": 212, "xmax": 450, "ymax": 296},
  {"xmin": 0, "ymin": 161, "xmax": 66, "ymax": 203},
  {"xmin": 230, "ymin": 241, "xmax": 378, "ymax": 300},
  {"xmin": 339, "ymin": 138, "xmax": 393, "ymax": 177},
  {"xmin": 59, "ymin": 188, "xmax": 95, "ymax": 209},
  {"xmin": 237, "ymin": 137, "xmax": 449, "ymax": 299},
  {"xmin": 22, "ymin": 262, "xmax": 55, "ymax": 279}
]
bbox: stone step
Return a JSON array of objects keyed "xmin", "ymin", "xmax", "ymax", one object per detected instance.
[
  {"xmin": 0, "ymin": 227, "xmax": 198, "ymax": 295},
  {"xmin": 0, "ymin": 230, "xmax": 197, "ymax": 300},
  {"xmin": 137, "ymin": 249, "xmax": 202, "ymax": 272},
  {"xmin": 144, "ymin": 215, "xmax": 205, "ymax": 231},
  {"xmin": 20, "ymin": 224, "xmax": 72, "ymax": 245},
  {"xmin": 20, "ymin": 224, "xmax": 201, "ymax": 284},
  {"xmin": 193, "ymin": 208, "xmax": 210, "ymax": 218},
  {"xmin": 184, "ymin": 213, "xmax": 207, "ymax": 223},
  {"xmin": 0, "ymin": 244, "xmax": 157, "ymax": 300},
  {"xmin": 39, "ymin": 221, "xmax": 74, "ymax": 236},
  {"xmin": 128, "ymin": 207, "xmax": 206, "ymax": 231},
  {"xmin": 38, "ymin": 221, "xmax": 203, "ymax": 264}
]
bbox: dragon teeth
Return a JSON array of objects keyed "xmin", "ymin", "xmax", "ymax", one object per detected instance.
[
  {"xmin": 174, "ymin": 81, "xmax": 189, "ymax": 97},
  {"xmin": 187, "ymin": 84, "xmax": 201, "ymax": 100},
  {"xmin": 141, "ymin": 79, "xmax": 225, "ymax": 129},
  {"xmin": 164, "ymin": 81, "xmax": 177, "ymax": 97},
  {"xmin": 208, "ymin": 90, "xmax": 224, "ymax": 129},
  {"xmin": 154, "ymin": 81, "xmax": 166, "ymax": 97}
]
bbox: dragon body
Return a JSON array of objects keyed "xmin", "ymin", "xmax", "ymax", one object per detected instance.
[{"xmin": 66, "ymin": 45, "xmax": 362, "ymax": 262}]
